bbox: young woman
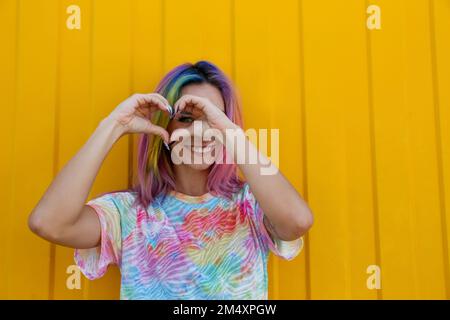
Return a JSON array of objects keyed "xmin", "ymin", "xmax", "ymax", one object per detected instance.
[{"xmin": 28, "ymin": 61, "xmax": 314, "ymax": 300}]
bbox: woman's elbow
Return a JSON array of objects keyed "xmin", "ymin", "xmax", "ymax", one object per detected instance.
[
  {"xmin": 28, "ymin": 212, "xmax": 43, "ymax": 235},
  {"xmin": 293, "ymin": 207, "xmax": 314, "ymax": 238},
  {"xmin": 277, "ymin": 207, "xmax": 314, "ymax": 241},
  {"xmin": 28, "ymin": 211, "xmax": 61, "ymax": 242}
]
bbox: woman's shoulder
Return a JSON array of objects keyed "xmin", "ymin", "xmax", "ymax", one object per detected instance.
[
  {"xmin": 88, "ymin": 190, "xmax": 139, "ymax": 212},
  {"xmin": 100, "ymin": 190, "xmax": 137, "ymax": 201}
]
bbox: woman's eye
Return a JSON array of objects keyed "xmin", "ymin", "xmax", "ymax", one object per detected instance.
[{"xmin": 177, "ymin": 116, "xmax": 194, "ymax": 123}]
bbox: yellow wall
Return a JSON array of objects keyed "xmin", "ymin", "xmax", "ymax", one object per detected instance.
[{"xmin": 0, "ymin": 0, "xmax": 449, "ymax": 299}]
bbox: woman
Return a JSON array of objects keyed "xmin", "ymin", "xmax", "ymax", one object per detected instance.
[{"xmin": 28, "ymin": 60, "xmax": 314, "ymax": 299}]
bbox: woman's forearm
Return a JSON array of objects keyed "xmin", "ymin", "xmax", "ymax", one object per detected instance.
[
  {"xmin": 223, "ymin": 125, "xmax": 314, "ymax": 240},
  {"xmin": 28, "ymin": 116, "xmax": 124, "ymax": 237}
]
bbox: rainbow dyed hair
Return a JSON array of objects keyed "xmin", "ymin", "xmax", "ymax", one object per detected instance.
[{"xmin": 109, "ymin": 61, "xmax": 245, "ymax": 209}]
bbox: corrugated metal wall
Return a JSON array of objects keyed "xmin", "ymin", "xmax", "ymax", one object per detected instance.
[{"xmin": 0, "ymin": 0, "xmax": 449, "ymax": 299}]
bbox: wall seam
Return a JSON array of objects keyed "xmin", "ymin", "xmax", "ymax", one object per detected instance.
[
  {"xmin": 48, "ymin": 0, "xmax": 63, "ymax": 300},
  {"xmin": 298, "ymin": 0, "xmax": 311, "ymax": 301},
  {"xmin": 364, "ymin": 0, "xmax": 382, "ymax": 300}
]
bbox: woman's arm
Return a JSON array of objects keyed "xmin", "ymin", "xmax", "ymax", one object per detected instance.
[
  {"xmin": 28, "ymin": 93, "xmax": 172, "ymax": 249},
  {"xmin": 223, "ymin": 123, "xmax": 314, "ymax": 242},
  {"xmin": 28, "ymin": 117, "xmax": 124, "ymax": 248},
  {"xmin": 172, "ymin": 94, "xmax": 314, "ymax": 241}
]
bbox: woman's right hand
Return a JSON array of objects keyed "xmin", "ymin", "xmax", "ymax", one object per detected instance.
[{"xmin": 107, "ymin": 93, "xmax": 172, "ymax": 143}]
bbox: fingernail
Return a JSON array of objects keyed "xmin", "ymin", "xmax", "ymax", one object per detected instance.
[
  {"xmin": 163, "ymin": 141, "xmax": 170, "ymax": 151},
  {"xmin": 165, "ymin": 105, "xmax": 173, "ymax": 117}
]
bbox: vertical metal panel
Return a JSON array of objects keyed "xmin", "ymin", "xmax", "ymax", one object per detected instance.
[
  {"xmin": 302, "ymin": 0, "xmax": 378, "ymax": 299},
  {"xmin": 83, "ymin": 0, "xmax": 132, "ymax": 299},
  {"xmin": 0, "ymin": 0, "xmax": 19, "ymax": 299},
  {"xmin": 1, "ymin": 0, "xmax": 59, "ymax": 299},
  {"xmin": 430, "ymin": 0, "xmax": 450, "ymax": 299},
  {"xmin": 369, "ymin": 0, "xmax": 447, "ymax": 299},
  {"xmin": 234, "ymin": 0, "xmax": 309, "ymax": 299},
  {"xmin": 51, "ymin": 0, "xmax": 92, "ymax": 300}
]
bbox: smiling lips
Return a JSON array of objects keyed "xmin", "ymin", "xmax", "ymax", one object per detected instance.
[{"xmin": 187, "ymin": 141, "xmax": 216, "ymax": 154}]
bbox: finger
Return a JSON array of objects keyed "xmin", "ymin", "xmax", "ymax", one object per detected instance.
[
  {"xmin": 150, "ymin": 93, "xmax": 174, "ymax": 117},
  {"xmin": 132, "ymin": 93, "xmax": 161, "ymax": 110},
  {"xmin": 175, "ymin": 96, "xmax": 191, "ymax": 114},
  {"xmin": 150, "ymin": 93, "xmax": 171, "ymax": 108},
  {"xmin": 174, "ymin": 95, "xmax": 192, "ymax": 114},
  {"xmin": 134, "ymin": 93, "xmax": 170, "ymax": 116},
  {"xmin": 174, "ymin": 95, "xmax": 204, "ymax": 115},
  {"xmin": 134, "ymin": 106, "xmax": 149, "ymax": 119},
  {"xmin": 173, "ymin": 97, "xmax": 182, "ymax": 114}
]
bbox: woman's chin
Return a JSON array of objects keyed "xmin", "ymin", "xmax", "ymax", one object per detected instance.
[
  {"xmin": 184, "ymin": 162, "xmax": 213, "ymax": 171},
  {"xmin": 185, "ymin": 150, "xmax": 217, "ymax": 170}
]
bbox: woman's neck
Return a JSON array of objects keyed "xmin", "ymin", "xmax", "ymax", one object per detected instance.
[{"xmin": 172, "ymin": 165, "xmax": 210, "ymax": 196}]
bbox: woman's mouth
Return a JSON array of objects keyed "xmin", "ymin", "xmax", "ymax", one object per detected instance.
[{"xmin": 190, "ymin": 142, "xmax": 215, "ymax": 154}]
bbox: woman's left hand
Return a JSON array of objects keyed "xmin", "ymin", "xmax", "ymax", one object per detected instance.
[{"xmin": 173, "ymin": 94, "xmax": 238, "ymax": 132}]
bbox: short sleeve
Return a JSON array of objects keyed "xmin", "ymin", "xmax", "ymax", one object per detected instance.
[
  {"xmin": 241, "ymin": 183, "xmax": 304, "ymax": 261},
  {"xmin": 74, "ymin": 192, "xmax": 122, "ymax": 280}
]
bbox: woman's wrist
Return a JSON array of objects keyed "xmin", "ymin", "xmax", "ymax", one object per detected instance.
[
  {"xmin": 221, "ymin": 123, "xmax": 248, "ymax": 164},
  {"xmin": 98, "ymin": 116, "xmax": 126, "ymax": 145}
]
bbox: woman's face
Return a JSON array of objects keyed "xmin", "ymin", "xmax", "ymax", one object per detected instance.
[{"xmin": 167, "ymin": 82, "xmax": 226, "ymax": 171}]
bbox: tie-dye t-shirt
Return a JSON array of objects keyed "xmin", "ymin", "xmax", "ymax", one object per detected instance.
[{"xmin": 74, "ymin": 182, "xmax": 303, "ymax": 299}]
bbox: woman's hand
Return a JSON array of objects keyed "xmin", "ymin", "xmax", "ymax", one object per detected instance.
[
  {"xmin": 173, "ymin": 94, "xmax": 237, "ymax": 132},
  {"xmin": 107, "ymin": 93, "xmax": 172, "ymax": 143},
  {"xmin": 28, "ymin": 94, "xmax": 176, "ymax": 249}
]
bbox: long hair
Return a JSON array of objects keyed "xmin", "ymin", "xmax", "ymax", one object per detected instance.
[{"xmin": 104, "ymin": 61, "xmax": 245, "ymax": 209}]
